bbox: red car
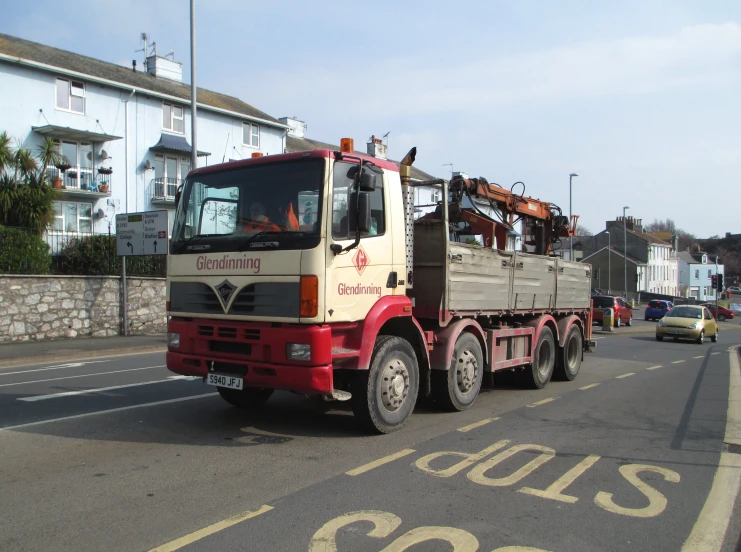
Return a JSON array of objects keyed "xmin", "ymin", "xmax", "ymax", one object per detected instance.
[
  {"xmin": 592, "ymin": 295, "xmax": 633, "ymax": 327},
  {"xmin": 700, "ymin": 303, "xmax": 735, "ymax": 322}
]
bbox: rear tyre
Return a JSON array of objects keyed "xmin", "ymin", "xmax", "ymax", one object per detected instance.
[
  {"xmin": 431, "ymin": 333, "xmax": 484, "ymax": 411},
  {"xmin": 696, "ymin": 331, "xmax": 705, "ymax": 344},
  {"xmin": 522, "ymin": 326, "xmax": 556, "ymax": 389},
  {"xmin": 656, "ymin": 336, "xmax": 663, "ymax": 342},
  {"xmin": 554, "ymin": 325, "xmax": 582, "ymax": 381},
  {"xmin": 711, "ymin": 329, "xmax": 719, "ymax": 343},
  {"xmin": 626, "ymin": 314, "xmax": 633, "ymax": 327},
  {"xmin": 352, "ymin": 335, "xmax": 419, "ymax": 434},
  {"xmin": 645, "ymin": 317, "xmax": 650, "ymax": 321},
  {"xmin": 217, "ymin": 386, "xmax": 274, "ymax": 409},
  {"xmin": 718, "ymin": 314, "xmax": 726, "ymax": 322},
  {"xmin": 615, "ymin": 317, "xmax": 622, "ymax": 328}
]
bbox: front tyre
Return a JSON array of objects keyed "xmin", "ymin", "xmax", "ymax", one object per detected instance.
[
  {"xmin": 696, "ymin": 331, "xmax": 705, "ymax": 344},
  {"xmin": 432, "ymin": 333, "xmax": 484, "ymax": 411},
  {"xmin": 626, "ymin": 314, "xmax": 632, "ymax": 327},
  {"xmin": 523, "ymin": 326, "xmax": 556, "ymax": 389},
  {"xmin": 711, "ymin": 329, "xmax": 719, "ymax": 343},
  {"xmin": 554, "ymin": 325, "xmax": 582, "ymax": 381},
  {"xmin": 352, "ymin": 335, "xmax": 419, "ymax": 434},
  {"xmin": 217, "ymin": 386, "xmax": 274, "ymax": 409}
]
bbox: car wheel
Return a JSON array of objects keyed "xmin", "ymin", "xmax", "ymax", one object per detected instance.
[
  {"xmin": 718, "ymin": 314, "xmax": 726, "ymax": 322},
  {"xmin": 626, "ymin": 314, "xmax": 632, "ymax": 327},
  {"xmin": 696, "ymin": 331, "xmax": 704, "ymax": 344},
  {"xmin": 711, "ymin": 329, "xmax": 718, "ymax": 343},
  {"xmin": 615, "ymin": 317, "xmax": 622, "ymax": 328},
  {"xmin": 655, "ymin": 335, "xmax": 663, "ymax": 342}
]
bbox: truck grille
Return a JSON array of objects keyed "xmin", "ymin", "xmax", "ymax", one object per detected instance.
[{"xmin": 170, "ymin": 281, "xmax": 299, "ymax": 317}]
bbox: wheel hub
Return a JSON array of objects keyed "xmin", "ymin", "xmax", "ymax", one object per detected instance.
[
  {"xmin": 381, "ymin": 359, "xmax": 409, "ymax": 412},
  {"xmin": 456, "ymin": 350, "xmax": 478, "ymax": 393}
]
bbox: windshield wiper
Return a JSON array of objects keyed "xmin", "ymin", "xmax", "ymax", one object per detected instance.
[
  {"xmin": 172, "ymin": 234, "xmax": 213, "ymax": 254},
  {"xmin": 237, "ymin": 230, "xmax": 283, "ymax": 251}
]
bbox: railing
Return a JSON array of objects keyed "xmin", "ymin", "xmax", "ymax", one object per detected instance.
[
  {"xmin": 46, "ymin": 167, "xmax": 112, "ymax": 193},
  {"xmin": 149, "ymin": 177, "xmax": 180, "ymax": 203}
]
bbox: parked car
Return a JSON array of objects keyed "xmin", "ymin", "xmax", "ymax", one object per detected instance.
[
  {"xmin": 699, "ymin": 303, "xmax": 735, "ymax": 322},
  {"xmin": 656, "ymin": 305, "xmax": 718, "ymax": 344},
  {"xmin": 726, "ymin": 286, "xmax": 741, "ymax": 295},
  {"xmin": 592, "ymin": 295, "xmax": 633, "ymax": 327},
  {"xmin": 645, "ymin": 300, "xmax": 673, "ymax": 321}
]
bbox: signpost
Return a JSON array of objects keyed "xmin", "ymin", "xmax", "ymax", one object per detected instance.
[{"xmin": 116, "ymin": 210, "xmax": 169, "ymax": 335}]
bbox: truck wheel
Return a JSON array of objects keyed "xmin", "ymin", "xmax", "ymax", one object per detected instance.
[
  {"xmin": 352, "ymin": 335, "xmax": 419, "ymax": 434},
  {"xmin": 523, "ymin": 326, "xmax": 555, "ymax": 389},
  {"xmin": 217, "ymin": 386, "xmax": 274, "ymax": 408},
  {"xmin": 554, "ymin": 325, "xmax": 582, "ymax": 381},
  {"xmin": 431, "ymin": 333, "xmax": 484, "ymax": 411}
]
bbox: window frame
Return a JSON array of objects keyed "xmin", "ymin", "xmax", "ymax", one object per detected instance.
[
  {"xmin": 330, "ymin": 162, "xmax": 386, "ymax": 241},
  {"xmin": 243, "ymin": 122, "xmax": 260, "ymax": 148},
  {"xmin": 55, "ymin": 78, "xmax": 86, "ymax": 114},
  {"xmin": 51, "ymin": 200, "xmax": 93, "ymax": 233},
  {"xmin": 163, "ymin": 102, "xmax": 185, "ymax": 134}
]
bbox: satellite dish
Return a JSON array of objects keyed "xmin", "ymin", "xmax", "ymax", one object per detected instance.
[
  {"xmin": 100, "ymin": 150, "xmax": 108, "ymax": 160},
  {"xmin": 144, "ymin": 159, "xmax": 152, "ymax": 170},
  {"xmin": 95, "ymin": 208, "xmax": 105, "ymax": 219}
]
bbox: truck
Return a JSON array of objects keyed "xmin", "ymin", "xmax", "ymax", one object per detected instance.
[{"xmin": 165, "ymin": 140, "xmax": 594, "ymax": 433}]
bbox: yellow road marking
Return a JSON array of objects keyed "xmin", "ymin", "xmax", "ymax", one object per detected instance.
[
  {"xmin": 646, "ymin": 365, "xmax": 662, "ymax": 371},
  {"xmin": 346, "ymin": 449, "xmax": 416, "ymax": 476},
  {"xmin": 616, "ymin": 373, "xmax": 635, "ymax": 379},
  {"xmin": 711, "ymin": 352, "xmax": 721, "ymax": 355},
  {"xmin": 579, "ymin": 383, "xmax": 600, "ymax": 390},
  {"xmin": 457, "ymin": 418, "xmax": 499, "ymax": 432},
  {"xmin": 595, "ymin": 464, "xmax": 680, "ymax": 518},
  {"xmin": 526, "ymin": 397, "xmax": 558, "ymax": 408},
  {"xmin": 693, "ymin": 356, "xmax": 705, "ymax": 359},
  {"xmin": 468, "ymin": 444, "xmax": 555, "ymax": 487},
  {"xmin": 149, "ymin": 504, "xmax": 273, "ymax": 552},
  {"xmin": 681, "ymin": 346, "xmax": 741, "ymax": 550},
  {"xmin": 520, "ymin": 455, "xmax": 601, "ymax": 503},
  {"xmin": 672, "ymin": 360, "xmax": 685, "ymax": 364}
]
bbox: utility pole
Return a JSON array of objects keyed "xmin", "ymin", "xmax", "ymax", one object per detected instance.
[
  {"xmin": 623, "ymin": 206, "xmax": 629, "ymax": 297},
  {"xmin": 608, "ymin": 231, "xmax": 611, "ymax": 292},
  {"xmin": 190, "ymin": 0, "xmax": 198, "ymax": 169}
]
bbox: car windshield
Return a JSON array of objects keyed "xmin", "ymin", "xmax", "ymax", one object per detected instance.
[
  {"xmin": 592, "ymin": 297, "xmax": 615, "ymax": 308},
  {"xmin": 666, "ymin": 306, "xmax": 702, "ymax": 319},
  {"xmin": 170, "ymin": 158, "xmax": 324, "ymax": 253}
]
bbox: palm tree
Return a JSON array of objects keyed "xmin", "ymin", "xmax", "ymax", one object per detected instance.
[
  {"xmin": 13, "ymin": 145, "xmax": 37, "ymax": 187},
  {"xmin": 36, "ymin": 138, "xmax": 63, "ymax": 185},
  {"xmin": 0, "ymin": 131, "xmax": 12, "ymax": 174}
]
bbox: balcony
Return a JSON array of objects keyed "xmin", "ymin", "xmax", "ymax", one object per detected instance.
[
  {"xmin": 148, "ymin": 177, "xmax": 180, "ymax": 205},
  {"xmin": 47, "ymin": 167, "xmax": 112, "ymax": 199}
]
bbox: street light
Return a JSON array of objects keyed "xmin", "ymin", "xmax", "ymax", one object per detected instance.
[
  {"xmin": 569, "ymin": 173, "xmax": 578, "ymax": 259},
  {"xmin": 623, "ymin": 205, "xmax": 629, "ymax": 297}
]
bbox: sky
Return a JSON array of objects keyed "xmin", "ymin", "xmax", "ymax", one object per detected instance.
[{"xmin": 2, "ymin": 0, "xmax": 740, "ymax": 237}]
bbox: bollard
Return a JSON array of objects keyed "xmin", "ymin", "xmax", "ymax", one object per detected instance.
[{"xmin": 603, "ymin": 308, "xmax": 614, "ymax": 332}]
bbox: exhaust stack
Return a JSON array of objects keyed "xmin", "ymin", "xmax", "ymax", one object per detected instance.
[{"xmin": 400, "ymin": 147, "xmax": 417, "ymax": 288}]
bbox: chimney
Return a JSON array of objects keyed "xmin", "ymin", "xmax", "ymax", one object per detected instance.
[
  {"xmin": 635, "ymin": 218, "xmax": 643, "ymax": 233},
  {"xmin": 146, "ymin": 54, "xmax": 183, "ymax": 82},
  {"xmin": 366, "ymin": 135, "xmax": 387, "ymax": 160},
  {"xmin": 279, "ymin": 116, "xmax": 306, "ymax": 139}
]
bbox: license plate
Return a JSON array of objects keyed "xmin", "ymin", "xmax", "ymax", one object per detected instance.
[
  {"xmin": 206, "ymin": 373, "xmax": 244, "ymax": 390},
  {"xmin": 667, "ymin": 329, "xmax": 684, "ymax": 335}
]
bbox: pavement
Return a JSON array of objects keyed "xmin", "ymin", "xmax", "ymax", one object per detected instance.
[{"xmin": 0, "ymin": 330, "xmax": 740, "ymax": 551}]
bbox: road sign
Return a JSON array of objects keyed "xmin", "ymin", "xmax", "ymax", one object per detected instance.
[{"xmin": 116, "ymin": 210, "xmax": 169, "ymax": 256}]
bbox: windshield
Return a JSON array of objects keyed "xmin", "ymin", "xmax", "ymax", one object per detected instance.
[
  {"xmin": 666, "ymin": 306, "xmax": 701, "ymax": 319},
  {"xmin": 170, "ymin": 158, "xmax": 324, "ymax": 254},
  {"xmin": 592, "ymin": 297, "xmax": 615, "ymax": 308}
]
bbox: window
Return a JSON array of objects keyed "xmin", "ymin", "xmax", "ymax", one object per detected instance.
[
  {"xmin": 56, "ymin": 78, "xmax": 85, "ymax": 113},
  {"xmin": 52, "ymin": 201, "xmax": 92, "ymax": 233},
  {"xmin": 331, "ymin": 161, "xmax": 385, "ymax": 240},
  {"xmin": 163, "ymin": 103, "xmax": 185, "ymax": 133},
  {"xmin": 708, "ymin": 269, "xmax": 712, "ymax": 278},
  {"xmin": 695, "ymin": 269, "xmax": 699, "ymax": 279},
  {"xmin": 243, "ymin": 123, "xmax": 260, "ymax": 148}
]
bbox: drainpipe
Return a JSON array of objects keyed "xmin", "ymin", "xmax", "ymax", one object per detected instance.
[{"xmin": 123, "ymin": 89, "xmax": 136, "ymax": 213}]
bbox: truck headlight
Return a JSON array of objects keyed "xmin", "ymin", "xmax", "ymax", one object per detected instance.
[
  {"xmin": 167, "ymin": 332, "xmax": 180, "ymax": 348},
  {"xmin": 287, "ymin": 343, "xmax": 311, "ymax": 361}
]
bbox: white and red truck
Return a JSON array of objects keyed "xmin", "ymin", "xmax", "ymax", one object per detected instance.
[{"xmin": 166, "ymin": 140, "xmax": 594, "ymax": 433}]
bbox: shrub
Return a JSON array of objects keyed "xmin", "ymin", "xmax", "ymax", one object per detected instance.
[
  {"xmin": 0, "ymin": 226, "xmax": 51, "ymax": 274},
  {"xmin": 56, "ymin": 235, "xmax": 164, "ymax": 277}
]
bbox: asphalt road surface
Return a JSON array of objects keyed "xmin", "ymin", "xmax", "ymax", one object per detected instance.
[{"xmin": 1, "ymin": 326, "xmax": 740, "ymax": 552}]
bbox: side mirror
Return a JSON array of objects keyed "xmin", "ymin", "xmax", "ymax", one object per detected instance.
[
  {"xmin": 349, "ymin": 192, "xmax": 371, "ymax": 233},
  {"xmin": 359, "ymin": 170, "xmax": 377, "ymax": 192},
  {"xmin": 174, "ymin": 184, "xmax": 183, "ymax": 207}
]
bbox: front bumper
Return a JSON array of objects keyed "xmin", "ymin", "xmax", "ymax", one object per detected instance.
[
  {"xmin": 656, "ymin": 326, "xmax": 703, "ymax": 340},
  {"xmin": 166, "ymin": 318, "xmax": 334, "ymax": 394}
]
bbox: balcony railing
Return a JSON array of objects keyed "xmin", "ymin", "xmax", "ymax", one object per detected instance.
[
  {"xmin": 47, "ymin": 167, "xmax": 112, "ymax": 194},
  {"xmin": 149, "ymin": 177, "xmax": 180, "ymax": 204}
]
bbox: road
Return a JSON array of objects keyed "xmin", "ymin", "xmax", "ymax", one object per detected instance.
[{"xmin": 0, "ymin": 324, "xmax": 740, "ymax": 552}]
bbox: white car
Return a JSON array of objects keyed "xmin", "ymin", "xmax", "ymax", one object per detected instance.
[{"xmin": 730, "ymin": 303, "xmax": 741, "ymax": 312}]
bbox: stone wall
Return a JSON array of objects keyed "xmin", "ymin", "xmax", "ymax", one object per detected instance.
[{"xmin": 0, "ymin": 275, "xmax": 166, "ymax": 342}]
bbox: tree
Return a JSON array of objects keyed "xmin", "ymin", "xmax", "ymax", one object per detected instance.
[
  {"xmin": 575, "ymin": 224, "xmax": 593, "ymax": 236},
  {"xmin": 644, "ymin": 218, "xmax": 695, "ymax": 239},
  {"xmin": 715, "ymin": 246, "xmax": 741, "ymax": 279},
  {"xmin": 36, "ymin": 137, "xmax": 64, "ymax": 185}
]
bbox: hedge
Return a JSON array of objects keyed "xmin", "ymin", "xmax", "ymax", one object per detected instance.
[{"xmin": 0, "ymin": 226, "xmax": 52, "ymax": 274}]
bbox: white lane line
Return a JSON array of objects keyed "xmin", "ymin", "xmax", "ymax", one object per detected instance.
[
  {"xmin": 694, "ymin": 356, "xmax": 705, "ymax": 359},
  {"xmin": 711, "ymin": 352, "xmax": 721, "ymax": 356},
  {"xmin": 672, "ymin": 360, "xmax": 686, "ymax": 364},
  {"xmin": 346, "ymin": 449, "xmax": 417, "ymax": 476},
  {"xmin": 615, "ymin": 373, "xmax": 635, "ymax": 379},
  {"xmin": 0, "ymin": 360, "xmax": 111, "ymax": 377},
  {"xmin": 646, "ymin": 365, "xmax": 663, "ymax": 371},
  {"xmin": 681, "ymin": 346, "xmax": 741, "ymax": 551},
  {"xmin": 17, "ymin": 376, "xmax": 197, "ymax": 402},
  {"xmin": 1, "ymin": 393, "xmax": 218, "ymax": 432},
  {"xmin": 0, "ymin": 365, "xmax": 165, "ymax": 388},
  {"xmin": 579, "ymin": 383, "xmax": 600, "ymax": 390},
  {"xmin": 457, "ymin": 418, "xmax": 499, "ymax": 432}
]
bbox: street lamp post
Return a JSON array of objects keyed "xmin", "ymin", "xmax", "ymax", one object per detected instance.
[
  {"xmin": 623, "ymin": 206, "xmax": 629, "ymax": 297},
  {"xmin": 569, "ymin": 173, "xmax": 578, "ymax": 259},
  {"xmin": 190, "ymin": 0, "xmax": 198, "ymax": 169}
]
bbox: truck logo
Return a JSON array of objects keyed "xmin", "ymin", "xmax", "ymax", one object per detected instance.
[
  {"xmin": 353, "ymin": 246, "xmax": 369, "ymax": 275},
  {"xmin": 214, "ymin": 280, "xmax": 238, "ymax": 311}
]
